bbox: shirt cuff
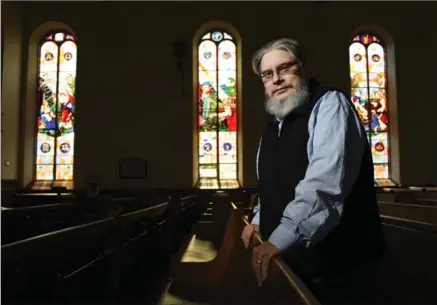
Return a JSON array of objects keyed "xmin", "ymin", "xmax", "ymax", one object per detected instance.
[
  {"xmin": 251, "ymin": 210, "xmax": 260, "ymax": 225},
  {"xmin": 268, "ymin": 223, "xmax": 300, "ymax": 252}
]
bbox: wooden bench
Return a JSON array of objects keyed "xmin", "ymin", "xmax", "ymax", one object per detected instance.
[
  {"xmin": 377, "ymin": 188, "xmax": 437, "ymax": 205},
  {"xmin": 12, "ymin": 191, "xmax": 76, "ymax": 207},
  {"xmin": 379, "ymin": 216, "xmax": 437, "ymax": 304},
  {"xmin": 1, "ymin": 198, "xmax": 172, "ymax": 303},
  {"xmin": 166, "ymin": 195, "xmax": 320, "ymax": 305},
  {"xmin": 1, "ymin": 202, "xmax": 78, "ymax": 244},
  {"xmin": 2, "ymin": 216, "xmax": 117, "ymax": 303},
  {"xmin": 379, "ymin": 201, "xmax": 437, "ymax": 224}
]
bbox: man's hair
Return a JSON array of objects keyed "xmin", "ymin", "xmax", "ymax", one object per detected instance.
[{"xmin": 252, "ymin": 38, "xmax": 306, "ymax": 75}]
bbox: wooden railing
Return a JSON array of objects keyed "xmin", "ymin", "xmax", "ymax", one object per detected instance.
[
  {"xmin": 167, "ymin": 195, "xmax": 321, "ymax": 305},
  {"xmin": 237, "ymin": 203, "xmax": 321, "ymax": 305}
]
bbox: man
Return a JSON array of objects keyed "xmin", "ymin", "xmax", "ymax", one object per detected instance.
[{"xmin": 241, "ymin": 38, "xmax": 386, "ymax": 303}]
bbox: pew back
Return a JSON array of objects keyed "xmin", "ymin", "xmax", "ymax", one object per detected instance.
[{"xmin": 167, "ymin": 198, "xmax": 320, "ymax": 305}]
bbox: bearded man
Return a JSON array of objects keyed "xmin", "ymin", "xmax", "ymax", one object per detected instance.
[{"xmin": 241, "ymin": 38, "xmax": 386, "ymax": 304}]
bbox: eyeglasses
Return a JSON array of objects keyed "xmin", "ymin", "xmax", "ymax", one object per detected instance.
[{"xmin": 260, "ymin": 60, "xmax": 299, "ymax": 83}]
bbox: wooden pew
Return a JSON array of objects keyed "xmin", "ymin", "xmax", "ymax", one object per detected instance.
[
  {"xmin": 378, "ymin": 216, "xmax": 437, "ymax": 304},
  {"xmin": 2, "ymin": 216, "xmax": 117, "ymax": 303},
  {"xmin": 181, "ymin": 194, "xmax": 203, "ymax": 231},
  {"xmin": 12, "ymin": 191, "xmax": 76, "ymax": 208},
  {"xmin": 117, "ymin": 194, "xmax": 203, "ymax": 303},
  {"xmin": 1, "ymin": 195, "xmax": 125, "ymax": 245},
  {"xmin": 1, "ymin": 202, "xmax": 77, "ymax": 244},
  {"xmin": 1, "ymin": 198, "xmax": 171, "ymax": 304},
  {"xmin": 165, "ymin": 196, "xmax": 321, "ymax": 305},
  {"xmin": 234, "ymin": 203, "xmax": 320, "ymax": 305},
  {"xmin": 379, "ymin": 201, "xmax": 437, "ymax": 224},
  {"xmin": 2, "ymin": 190, "xmax": 208, "ymax": 304},
  {"xmin": 236, "ymin": 190, "xmax": 437, "ymax": 304},
  {"xmin": 377, "ymin": 187, "xmax": 437, "ymax": 206},
  {"xmin": 161, "ymin": 194, "xmax": 201, "ymax": 254},
  {"xmin": 101, "ymin": 200, "xmax": 170, "ymax": 301}
]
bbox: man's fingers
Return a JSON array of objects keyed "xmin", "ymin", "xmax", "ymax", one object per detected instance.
[
  {"xmin": 241, "ymin": 226, "xmax": 249, "ymax": 247},
  {"xmin": 250, "ymin": 232, "xmax": 262, "ymax": 248},
  {"xmin": 252, "ymin": 246, "xmax": 263, "ymax": 286},
  {"xmin": 243, "ymin": 236, "xmax": 250, "ymax": 248},
  {"xmin": 240, "ymin": 226, "xmax": 247, "ymax": 243},
  {"xmin": 241, "ymin": 225, "xmax": 254, "ymax": 248}
]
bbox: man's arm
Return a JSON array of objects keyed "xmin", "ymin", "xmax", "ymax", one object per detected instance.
[
  {"xmin": 269, "ymin": 91, "xmax": 366, "ymax": 251},
  {"xmin": 251, "ymin": 137, "xmax": 263, "ymax": 225},
  {"xmin": 251, "ymin": 204, "xmax": 260, "ymax": 225}
]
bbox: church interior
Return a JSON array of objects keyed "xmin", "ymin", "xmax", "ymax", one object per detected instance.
[{"xmin": 2, "ymin": 1, "xmax": 437, "ymax": 304}]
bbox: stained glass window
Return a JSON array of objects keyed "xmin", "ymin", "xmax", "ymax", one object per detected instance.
[
  {"xmin": 197, "ymin": 31, "xmax": 239, "ymax": 189},
  {"xmin": 349, "ymin": 34, "xmax": 394, "ymax": 187},
  {"xmin": 36, "ymin": 32, "xmax": 77, "ymax": 184}
]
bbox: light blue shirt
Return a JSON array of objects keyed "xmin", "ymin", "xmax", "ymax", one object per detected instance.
[{"xmin": 252, "ymin": 91, "xmax": 367, "ymax": 251}]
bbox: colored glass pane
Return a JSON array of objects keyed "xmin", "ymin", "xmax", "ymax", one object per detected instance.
[
  {"xmin": 54, "ymin": 33, "xmax": 65, "ymax": 42},
  {"xmin": 57, "ymin": 72, "xmax": 75, "ymax": 133},
  {"xmin": 219, "ymin": 132, "xmax": 237, "ymax": 164},
  {"xmin": 374, "ymin": 164, "xmax": 389, "ymax": 179},
  {"xmin": 56, "ymin": 133, "xmax": 75, "ymax": 165},
  {"xmin": 60, "ymin": 41, "xmax": 77, "ymax": 72},
  {"xmin": 197, "ymin": 31, "xmax": 238, "ymax": 189},
  {"xmin": 199, "ymin": 164, "xmax": 218, "ymax": 178},
  {"xmin": 349, "ymin": 34, "xmax": 393, "ymax": 186},
  {"xmin": 349, "ymin": 42, "xmax": 367, "ymax": 72},
  {"xmin": 56, "ymin": 165, "xmax": 74, "ymax": 180},
  {"xmin": 38, "ymin": 71, "xmax": 58, "ymax": 132},
  {"xmin": 219, "ymin": 180, "xmax": 239, "ymax": 189},
  {"xmin": 39, "ymin": 41, "xmax": 58, "ymax": 72},
  {"xmin": 223, "ymin": 33, "xmax": 233, "ymax": 40},
  {"xmin": 368, "ymin": 88, "xmax": 388, "ymax": 134},
  {"xmin": 198, "ymin": 40, "xmax": 217, "ymax": 71},
  {"xmin": 351, "ymin": 87, "xmax": 369, "ymax": 128},
  {"xmin": 211, "ymin": 31, "xmax": 223, "ymax": 42},
  {"xmin": 375, "ymin": 179, "xmax": 394, "ymax": 187},
  {"xmin": 218, "ymin": 71, "xmax": 237, "ymax": 132},
  {"xmin": 36, "ymin": 165, "xmax": 54, "ymax": 180},
  {"xmin": 218, "ymin": 40, "xmax": 236, "ymax": 71},
  {"xmin": 367, "ymin": 43, "xmax": 385, "ymax": 73},
  {"xmin": 36, "ymin": 133, "xmax": 55, "ymax": 168},
  {"xmin": 198, "ymin": 178, "xmax": 219, "ymax": 189},
  {"xmin": 36, "ymin": 32, "xmax": 77, "ymax": 182},
  {"xmin": 199, "ymin": 132, "xmax": 217, "ymax": 165},
  {"xmin": 199, "ymin": 73, "xmax": 218, "ymax": 131},
  {"xmin": 219, "ymin": 164, "xmax": 237, "ymax": 180},
  {"xmin": 371, "ymin": 133, "xmax": 389, "ymax": 164}
]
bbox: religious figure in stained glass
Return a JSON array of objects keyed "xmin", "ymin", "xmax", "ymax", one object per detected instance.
[
  {"xmin": 349, "ymin": 33, "xmax": 393, "ymax": 186},
  {"xmin": 36, "ymin": 32, "xmax": 77, "ymax": 182},
  {"xmin": 197, "ymin": 31, "xmax": 238, "ymax": 189}
]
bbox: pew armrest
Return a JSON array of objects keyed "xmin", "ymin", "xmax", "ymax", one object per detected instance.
[{"xmin": 241, "ymin": 212, "xmax": 321, "ymax": 305}]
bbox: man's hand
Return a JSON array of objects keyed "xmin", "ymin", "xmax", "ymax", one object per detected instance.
[
  {"xmin": 252, "ymin": 241, "xmax": 280, "ymax": 286},
  {"xmin": 241, "ymin": 224, "xmax": 259, "ymax": 249}
]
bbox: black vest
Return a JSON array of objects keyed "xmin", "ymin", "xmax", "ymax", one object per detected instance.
[{"xmin": 258, "ymin": 79, "xmax": 385, "ymax": 277}]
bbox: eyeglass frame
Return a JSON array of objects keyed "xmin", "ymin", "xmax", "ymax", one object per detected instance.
[{"xmin": 260, "ymin": 60, "xmax": 300, "ymax": 83}]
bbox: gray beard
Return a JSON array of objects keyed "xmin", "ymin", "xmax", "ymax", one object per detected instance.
[{"xmin": 265, "ymin": 86, "xmax": 309, "ymax": 119}]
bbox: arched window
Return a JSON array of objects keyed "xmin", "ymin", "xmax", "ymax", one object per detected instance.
[
  {"xmin": 349, "ymin": 33, "xmax": 394, "ymax": 186},
  {"xmin": 197, "ymin": 30, "xmax": 239, "ymax": 189},
  {"xmin": 35, "ymin": 31, "xmax": 77, "ymax": 185}
]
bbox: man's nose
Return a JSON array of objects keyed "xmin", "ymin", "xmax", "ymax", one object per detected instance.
[{"xmin": 272, "ymin": 72, "xmax": 284, "ymax": 85}]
